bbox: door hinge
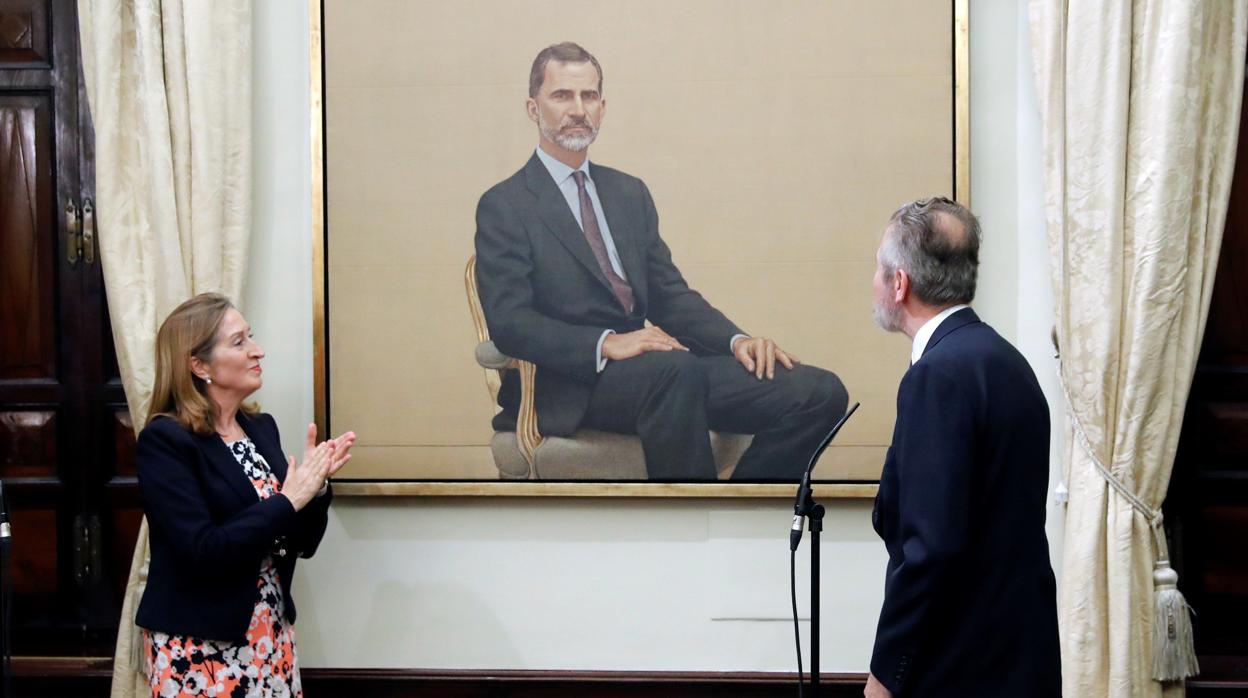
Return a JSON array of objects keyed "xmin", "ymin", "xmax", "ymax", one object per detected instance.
[
  {"xmin": 82, "ymin": 197, "xmax": 95, "ymax": 264},
  {"xmin": 65, "ymin": 199, "xmax": 81, "ymax": 264},
  {"xmin": 64, "ymin": 197, "xmax": 96, "ymax": 266}
]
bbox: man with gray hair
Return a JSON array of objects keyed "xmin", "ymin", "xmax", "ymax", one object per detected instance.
[{"xmin": 866, "ymin": 198, "xmax": 1060, "ymax": 696}]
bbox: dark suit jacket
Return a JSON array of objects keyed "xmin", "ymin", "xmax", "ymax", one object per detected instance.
[
  {"xmin": 136, "ymin": 412, "xmax": 332, "ymax": 642},
  {"xmin": 871, "ymin": 309, "xmax": 1060, "ymax": 696},
  {"xmin": 474, "ymin": 152, "xmax": 743, "ymax": 436}
]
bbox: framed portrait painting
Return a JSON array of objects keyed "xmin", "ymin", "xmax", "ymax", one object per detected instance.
[{"xmin": 312, "ymin": 0, "xmax": 968, "ymax": 496}]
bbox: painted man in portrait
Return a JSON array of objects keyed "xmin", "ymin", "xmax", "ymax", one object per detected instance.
[{"xmin": 474, "ymin": 42, "xmax": 849, "ymax": 480}]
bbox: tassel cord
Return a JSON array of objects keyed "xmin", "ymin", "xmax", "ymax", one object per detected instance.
[
  {"xmin": 1056, "ymin": 361, "xmax": 1198, "ymax": 681},
  {"xmin": 1056, "ymin": 363, "xmax": 1162, "ymax": 529}
]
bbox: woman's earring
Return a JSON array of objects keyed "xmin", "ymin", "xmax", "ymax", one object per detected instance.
[{"xmin": 204, "ymin": 377, "xmax": 212, "ymax": 385}]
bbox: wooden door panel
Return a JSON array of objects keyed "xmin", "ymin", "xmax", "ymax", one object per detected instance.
[
  {"xmin": 103, "ymin": 404, "xmax": 138, "ymax": 607},
  {"xmin": 0, "ymin": 408, "xmax": 57, "ymax": 477},
  {"xmin": 107, "ymin": 505, "xmax": 141, "ymax": 603},
  {"xmin": 110, "ymin": 408, "xmax": 135, "ymax": 478},
  {"xmin": 0, "ymin": 0, "xmax": 49, "ymax": 68},
  {"xmin": 0, "ymin": 96, "xmax": 56, "ymax": 384},
  {"xmin": 1204, "ymin": 66, "xmax": 1248, "ymax": 365},
  {"xmin": 9, "ymin": 507, "xmax": 55, "ymax": 596},
  {"xmin": 6, "ymin": 476, "xmax": 69, "ymax": 651},
  {"xmin": 1202, "ymin": 403, "xmax": 1248, "ymax": 463},
  {"xmin": 1197, "ymin": 506, "xmax": 1248, "ymax": 595}
]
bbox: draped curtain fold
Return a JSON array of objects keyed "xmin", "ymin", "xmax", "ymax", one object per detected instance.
[
  {"xmin": 1028, "ymin": 1, "xmax": 1247, "ymax": 695},
  {"xmin": 78, "ymin": 1, "xmax": 253, "ymax": 694}
]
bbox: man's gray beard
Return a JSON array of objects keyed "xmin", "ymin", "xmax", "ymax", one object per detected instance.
[
  {"xmin": 873, "ymin": 299, "xmax": 902, "ymax": 332},
  {"xmin": 540, "ymin": 116, "xmax": 597, "ymax": 152},
  {"xmin": 555, "ymin": 130, "xmax": 596, "ymax": 151}
]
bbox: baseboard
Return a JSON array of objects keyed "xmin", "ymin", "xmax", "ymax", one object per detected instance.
[
  {"xmin": 7, "ymin": 659, "xmax": 865, "ymax": 697},
  {"xmin": 13, "ymin": 659, "xmax": 1248, "ymax": 697},
  {"xmin": 300, "ymin": 668, "xmax": 867, "ymax": 697},
  {"xmin": 10, "ymin": 656, "xmax": 113, "ymax": 698}
]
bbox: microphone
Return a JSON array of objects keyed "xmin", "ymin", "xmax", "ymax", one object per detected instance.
[
  {"xmin": 790, "ymin": 402, "xmax": 859, "ymax": 551},
  {"xmin": 789, "ymin": 480, "xmax": 810, "ymax": 551},
  {"xmin": 0, "ymin": 478, "xmax": 9, "ymax": 541}
]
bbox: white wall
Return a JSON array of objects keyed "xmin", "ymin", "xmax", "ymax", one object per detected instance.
[
  {"xmin": 968, "ymin": 0, "xmax": 1066, "ymax": 571},
  {"xmin": 244, "ymin": 0, "xmax": 313, "ymax": 445},
  {"xmin": 248, "ymin": 0, "xmax": 1063, "ymax": 671}
]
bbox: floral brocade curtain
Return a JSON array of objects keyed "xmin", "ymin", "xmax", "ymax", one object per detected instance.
[
  {"xmin": 1029, "ymin": 1, "xmax": 1247, "ymax": 695},
  {"xmin": 78, "ymin": 0, "xmax": 253, "ymax": 694}
]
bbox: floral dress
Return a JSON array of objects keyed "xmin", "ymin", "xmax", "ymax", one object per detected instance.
[{"xmin": 144, "ymin": 437, "xmax": 302, "ymax": 698}]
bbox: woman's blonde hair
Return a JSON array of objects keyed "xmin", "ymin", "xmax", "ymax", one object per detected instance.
[{"xmin": 146, "ymin": 293, "xmax": 258, "ymax": 435}]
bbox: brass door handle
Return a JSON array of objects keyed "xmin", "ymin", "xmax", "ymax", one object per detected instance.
[
  {"xmin": 82, "ymin": 198, "xmax": 95, "ymax": 265},
  {"xmin": 65, "ymin": 200, "xmax": 81, "ymax": 264}
]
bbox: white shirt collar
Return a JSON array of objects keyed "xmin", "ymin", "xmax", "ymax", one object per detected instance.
[
  {"xmin": 535, "ymin": 146, "xmax": 591, "ymax": 185},
  {"xmin": 911, "ymin": 304, "xmax": 971, "ymax": 365}
]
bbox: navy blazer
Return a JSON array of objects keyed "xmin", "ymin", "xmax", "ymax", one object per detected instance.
[
  {"xmin": 871, "ymin": 309, "xmax": 1060, "ymax": 696},
  {"xmin": 136, "ymin": 412, "xmax": 332, "ymax": 642},
  {"xmin": 474, "ymin": 153, "xmax": 743, "ymax": 436}
]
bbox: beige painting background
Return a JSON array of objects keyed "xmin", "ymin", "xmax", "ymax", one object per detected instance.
[{"xmin": 324, "ymin": 0, "xmax": 954, "ymax": 481}]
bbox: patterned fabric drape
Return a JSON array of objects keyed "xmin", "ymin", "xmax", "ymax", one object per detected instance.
[
  {"xmin": 78, "ymin": 1, "xmax": 253, "ymax": 695},
  {"xmin": 1028, "ymin": 1, "xmax": 1247, "ymax": 695}
]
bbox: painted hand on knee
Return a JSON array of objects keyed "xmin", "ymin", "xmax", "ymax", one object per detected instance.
[
  {"xmin": 732, "ymin": 336, "xmax": 799, "ymax": 380},
  {"xmin": 602, "ymin": 326, "xmax": 690, "ymax": 361}
]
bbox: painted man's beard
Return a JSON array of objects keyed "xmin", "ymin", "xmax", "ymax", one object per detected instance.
[{"xmin": 540, "ymin": 114, "xmax": 598, "ymax": 152}]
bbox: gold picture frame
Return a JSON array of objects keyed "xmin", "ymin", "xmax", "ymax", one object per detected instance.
[{"xmin": 310, "ymin": 0, "xmax": 970, "ymax": 497}]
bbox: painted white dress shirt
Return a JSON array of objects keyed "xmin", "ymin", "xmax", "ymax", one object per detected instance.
[{"xmin": 534, "ymin": 146, "xmax": 744, "ymax": 371}]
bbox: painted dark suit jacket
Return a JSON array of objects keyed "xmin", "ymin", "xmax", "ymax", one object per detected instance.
[
  {"xmin": 474, "ymin": 152, "xmax": 742, "ymax": 436},
  {"xmin": 136, "ymin": 411, "xmax": 332, "ymax": 642},
  {"xmin": 871, "ymin": 308, "xmax": 1061, "ymax": 696}
]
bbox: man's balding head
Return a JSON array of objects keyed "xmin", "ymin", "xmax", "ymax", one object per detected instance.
[{"xmin": 880, "ymin": 197, "xmax": 981, "ymax": 306}]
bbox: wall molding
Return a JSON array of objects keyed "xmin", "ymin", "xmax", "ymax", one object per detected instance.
[
  {"xmin": 9, "ymin": 659, "xmax": 1246, "ymax": 696},
  {"xmin": 9, "ymin": 659, "xmax": 865, "ymax": 696},
  {"xmin": 300, "ymin": 668, "xmax": 867, "ymax": 697}
]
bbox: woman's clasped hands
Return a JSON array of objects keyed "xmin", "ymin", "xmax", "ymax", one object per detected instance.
[{"xmin": 282, "ymin": 423, "xmax": 355, "ymax": 510}]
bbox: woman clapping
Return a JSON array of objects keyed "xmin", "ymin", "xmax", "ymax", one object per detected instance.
[{"xmin": 135, "ymin": 293, "xmax": 353, "ymax": 697}]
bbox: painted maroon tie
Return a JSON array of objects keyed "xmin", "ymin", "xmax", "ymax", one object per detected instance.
[{"xmin": 572, "ymin": 171, "xmax": 634, "ymax": 313}]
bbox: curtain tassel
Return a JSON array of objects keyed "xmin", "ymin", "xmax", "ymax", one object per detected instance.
[{"xmin": 1151, "ymin": 557, "xmax": 1199, "ymax": 681}]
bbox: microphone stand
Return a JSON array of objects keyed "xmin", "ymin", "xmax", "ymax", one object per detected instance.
[
  {"xmin": 0, "ymin": 479, "xmax": 11, "ymax": 698},
  {"xmin": 790, "ymin": 402, "xmax": 859, "ymax": 698}
]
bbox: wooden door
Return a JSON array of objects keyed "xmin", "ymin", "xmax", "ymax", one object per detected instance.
[
  {"xmin": 1168, "ymin": 55, "xmax": 1248, "ymax": 686},
  {"xmin": 0, "ymin": 0, "xmax": 137, "ymax": 656}
]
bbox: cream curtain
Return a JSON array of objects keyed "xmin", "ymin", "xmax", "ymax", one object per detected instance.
[
  {"xmin": 78, "ymin": 1, "xmax": 253, "ymax": 695},
  {"xmin": 1029, "ymin": 1, "xmax": 1247, "ymax": 696}
]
